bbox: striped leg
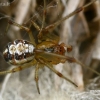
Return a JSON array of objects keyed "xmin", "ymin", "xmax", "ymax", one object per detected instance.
[{"xmin": 38, "ymin": 58, "xmax": 78, "ymax": 87}]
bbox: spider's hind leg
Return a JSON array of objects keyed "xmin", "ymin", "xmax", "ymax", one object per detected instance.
[
  {"xmin": 38, "ymin": 58, "xmax": 78, "ymax": 87},
  {"xmin": 45, "ymin": 62, "xmax": 77, "ymax": 87}
]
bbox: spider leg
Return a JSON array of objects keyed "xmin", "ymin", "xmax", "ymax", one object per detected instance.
[
  {"xmin": 65, "ymin": 55, "xmax": 100, "ymax": 76},
  {"xmin": 30, "ymin": 0, "xmax": 46, "ymax": 33},
  {"xmin": 0, "ymin": 60, "xmax": 37, "ymax": 75},
  {"xmin": 31, "ymin": 20, "xmax": 40, "ymax": 31},
  {"xmin": 36, "ymin": 51, "xmax": 100, "ymax": 76},
  {"xmin": 35, "ymin": 62, "xmax": 40, "ymax": 94},
  {"xmin": 41, "ymin": 0, "xmax": 46, "ymax": 29},
  {"xmin": 8, "ymin": 19, "xmax": 36, "ymax": 46},
  {"xmin": 46, "ymin": 62, "xmax": 77, "ymax": 87},
  {"xmin": 74, "ymin": 58, "xmax": 100, "ymax": 76},
  {"xmin": 45, "ymin": 0, "xmax": 97, "ymax": 32},
  {"xmin": 38, "ymin": 0, "xmax": 46, "ymax": 38},
  {"xmin": 39, "ymin": 59, "xmax": 78, "ymax": 87},
  {"xmin": 0, "ymin": 66, "xmax": 26, "ymax": 75},
  {"xmin": 5, "ymin": 22, "xmax": 10, "ymax": 35}
]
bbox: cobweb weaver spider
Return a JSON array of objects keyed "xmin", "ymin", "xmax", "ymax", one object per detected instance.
[{"xmin": 0, "ymin": 0, "xmax": 99, "ymax": 94}]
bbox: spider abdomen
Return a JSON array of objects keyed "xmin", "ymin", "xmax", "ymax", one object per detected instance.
[{"xmin": 3, "ymin": 39, "xmax": 35, "ymax": 65}]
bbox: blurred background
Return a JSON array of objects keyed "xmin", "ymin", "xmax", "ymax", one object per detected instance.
[{"xmin": 0, "ymin": 0, "xmax": 100, "ymax": 100}]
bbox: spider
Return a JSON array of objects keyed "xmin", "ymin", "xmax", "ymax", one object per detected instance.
[{"xmin": 0, "ymin": 0, "xmax": 99, "ymax": 94}]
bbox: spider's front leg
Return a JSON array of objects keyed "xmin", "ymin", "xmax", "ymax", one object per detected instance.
[
  {"xmin": 38, "ymin": 0, "xmax": 46, "ymax": 38},
  {"xmin": 44, "ymin": 0, "xmax": 97, "ymax": 32}
]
